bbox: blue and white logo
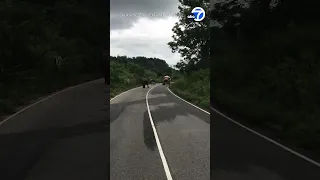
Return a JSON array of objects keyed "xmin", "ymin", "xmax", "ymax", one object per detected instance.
[{"xmin": 187, "ymin": 7, "xmax": 205, "ymax": 22}]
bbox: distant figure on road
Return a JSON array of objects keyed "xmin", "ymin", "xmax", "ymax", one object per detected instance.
[
  {"xmin": 162, "ymin": 75, "xmax": 171, "ymax": 85},
  {"xmin": 101, "ymin": 54, "xmax": 109, "ymax": 85},
  {"xmin": 126, "ymin": 78, "xmax": 130, "ymax": 84},
  {"xmin": 140, "ymin": 77, "xmax": 149, "ymax": 88}
]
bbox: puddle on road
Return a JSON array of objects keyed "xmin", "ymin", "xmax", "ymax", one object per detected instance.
[
  {"xmin": 143, "ymin": 110, "xmax": 157, "ymax": 151},
  {"xmin": 143, "ymin": 91, "xmax": 210, "ymax": 151},
  {"xmin": 147, "ymin": 102, "xmax": 176, "ymax": 111},
  {"xmin": 143, "ymin": 103, "xmax": 209, "ymax": 151},
  {"xmin": 148, "ymin": 93, "xmax": 167, "ymax": 98}
]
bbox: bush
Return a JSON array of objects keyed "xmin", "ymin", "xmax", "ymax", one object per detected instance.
[{"xmin": 170, "ymin": 68, "xmax": 210, "ymax": 110}]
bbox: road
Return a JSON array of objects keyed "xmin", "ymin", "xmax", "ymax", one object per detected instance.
[
  {"xmin": 1, "ymin": 78, "xmax": 318, "ymax": 180},
  {"xmin": 0, "ymin": 79, "xmax": 109, "ymax": 180},
  {"xmin": 211, "ymin": 107, "xmax": 320, "ymax": 180},
  {"xmin": 110, "ymin": 84, "xmax": 210, "ymax": 180}
]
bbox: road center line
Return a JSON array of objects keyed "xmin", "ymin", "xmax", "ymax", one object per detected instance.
[{"xmin": 146, "ymin": 85, "xmax": 173, "ymax": 180}]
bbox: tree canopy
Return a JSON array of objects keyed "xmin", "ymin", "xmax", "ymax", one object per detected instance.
[
  {"xmin": 109, "ymin": 55, "xmax": 178, "ymax": 97},
  {"xmin": 210, "ymin": 0, "xmax": 320, "ymax": 150},
  {"xmin": 110, "ymin": 56, "xmax": 173, "ymax": 77},
  {"xmin": 168, "ymin": 0, "xmax": 210, "ymax": 73},
  {"xmin": 166, "ymin": 0, "xmax": 210, "ymax": 110},
  {"xmin": 0, "ymin": 0, "xmax": 108, "ymax": 116}
]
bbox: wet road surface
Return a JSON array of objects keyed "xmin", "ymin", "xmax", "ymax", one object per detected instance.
[
  {"xmin": 110, "ymin": 84, "xmax": 210, "ymax": 180},
  {"xmin": 2, "ymin": 77, "xmax": 317, "ymax": 180},
  {"xmin": 211, "ymin": 107, "xmax": 320, "ymax": 180},
  {"xmin": 0, "ymin": 79, "xmax": 109, "ymax": 180}
]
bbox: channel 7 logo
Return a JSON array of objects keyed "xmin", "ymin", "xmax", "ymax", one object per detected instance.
[{"xmin": 187, "ymin": 7, "xmax": 205, "ymax": 22}]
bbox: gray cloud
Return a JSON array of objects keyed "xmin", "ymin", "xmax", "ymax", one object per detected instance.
[
  {"xmin": 110, "ymin": 0, "xmax": 181, "ymax": 66},
  {"xmin": 110, "ymin": 0, "xmax": 179, "ymax": 30},
  {"xmin": 110, "ymin": 37, "xmax": 181, "ymax": 66}
]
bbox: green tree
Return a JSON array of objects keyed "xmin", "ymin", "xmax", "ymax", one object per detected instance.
[
  {"xmin": 168, "ymin": 0, "xmax": 210, "ymax": 73},
  {"xmin": 0, "ymin": 0, "xmax": 108, "ymax": 117},
  {"xmin": 109, "ymin": 55, "xmax": 175, "ymax": 97},
  {"xmin": 166, "ymin": 0, "xmax": 210, "ymax": 110},
  {"xmin": 210, "ymin": 0, "xmax": 320, "ymax": 150}
]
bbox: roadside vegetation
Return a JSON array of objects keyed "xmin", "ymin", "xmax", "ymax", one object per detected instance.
[
  {"xmin": 0, "ymin": 0, "xmax": 108, "ymax": 120},
  {"xmin": 170, "ymin": 69, "xmax": 210, "ymax": 110},
  {"xmin": 210, "ymin": 0, "xmax": 320, "ymax": 154},
  {"xmin": 110, "ymin": 56, "xmax": 174, "ymax": 98},
  {"xmin": 171, "ymin": 0, "xmax": 320, "ymax": 156},
  {"xmin": 167, "ymin": 0, "xmax": 210, "ymax": 111}
]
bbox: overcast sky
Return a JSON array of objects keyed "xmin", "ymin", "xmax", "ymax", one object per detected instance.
[{"xmin": 110, "ymin": 0, "xmax": 181, "ymax": 66}]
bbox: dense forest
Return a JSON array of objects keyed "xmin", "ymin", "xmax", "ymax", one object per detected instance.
[
  {"xmin": 169, "ymin": 0, "xmax": 320, "ymax": 155},
  {"xmin": 210, "ymin": 0, "xmax": 320, "ymax": 153},
  {"xmin": 167, "ymin": 0, "xmax": 210, "ymax": 110},
  {"xmin": 3, "ymin": 0, "xmax": 319, "ymax": 156},
  {"xmin": 0, "ymin": 0, "xmax": 108, "ymax": 118},
  {"xmin": 110, "ymin": 56, "xmax": 171, "ymax": 77},
  {"xmin": 110, "ymin": 55, "xmax": 176, "ymax": 98}
]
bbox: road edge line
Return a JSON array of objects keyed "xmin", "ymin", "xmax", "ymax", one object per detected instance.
[
  {"xmin": 167, "ymin": 87, "xmax": 210, "ymax": 115},
  {"xmin": 110, "ymin": 86, "xmax": 141, "ymax": 102},
  {"xmin": 0, "ymin": 78, "xmax": 103, "ymax": 127},
  {"xmin": 210, "ymin": 106, "xmax": 320, "ymax": 168},
  {"xmin": 146, "ymin": 85, "xmax": 173, "ymax": 180}
]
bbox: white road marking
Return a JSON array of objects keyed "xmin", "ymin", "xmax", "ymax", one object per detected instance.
[
  {"xmin": 210, "ymin": 106, "xmax": 320, "ymax": 168},
  {"xmin": 167, "ymin": 87, "xmax": 210, "ymax": 115},
  {"xmin": 146, "ymin": 85, "xmax": 173, "ymax": 180},
  {"xmin": 0, "ymin": 78, "xmax": 102, "ymax": 127}
]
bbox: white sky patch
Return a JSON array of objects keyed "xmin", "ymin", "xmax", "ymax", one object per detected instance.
[{"xmin": 110, "ymin": 16, "xmax": 181, "ymax": 66}]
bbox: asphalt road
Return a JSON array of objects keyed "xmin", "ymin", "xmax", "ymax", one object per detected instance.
[
  {"xmin": 110, "ymin": 84, "xmax": 210, "ymax": 180},
  {"xmin": 0, "ymin": 79, "xmax": 109, "ymax": 180},
  {"xmin": 2, "ymin": 78, "xmax": 317, "ymax": 180},
  {"xmin": 211, "ymin": 107, "xmax": 320, "ymax": 180}
]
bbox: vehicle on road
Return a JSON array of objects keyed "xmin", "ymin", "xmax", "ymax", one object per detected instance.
[
  {"xmin": 162, "ymin": 75, "xmax": 171, "ymax": 85},
  {"xmin": 150, "ymin": 79, "xmax": 156, "ymax": 85}
]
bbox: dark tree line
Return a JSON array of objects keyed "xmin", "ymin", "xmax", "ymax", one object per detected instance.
[
  {"xmin": 0, "ymin": 0, "xmax": 108, "ymax": 117},
  {"xmin": 109, "ymin": 55, "xmax": 176, "ymax": 97},
  {"xmin": 168, "ymin": 0, "xmax": 320, "ymax": 152},
  {"xmin": 110, "ymin": 56, "xmax": 173, "ymax": 77}
]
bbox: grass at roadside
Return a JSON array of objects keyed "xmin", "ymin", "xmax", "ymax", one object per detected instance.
[{"xmin": 169, "ymin": 69, "xmax": 210, "ymax": 111}]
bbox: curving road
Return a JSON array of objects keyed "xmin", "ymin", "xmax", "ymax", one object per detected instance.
[
  {"xmin": 1, "ymin": 78, "xmax": 318, "ymax": 180},
  {"xmin": 110, "ymin": 84, "xmax": 210, "ymax": 180},
  {"xmin": 0, "ymin": 79, "xmax": 109, "ymax": 180},
  {"xmin": 211, "ymin": 107, "xmax": 320, "ymax": 179}
]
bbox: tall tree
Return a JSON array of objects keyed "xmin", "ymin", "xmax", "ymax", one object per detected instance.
[{"xmin": 168, "ymin": 0, "xmax": 210, "ymax": 73}]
